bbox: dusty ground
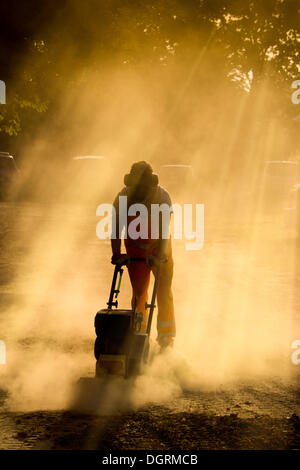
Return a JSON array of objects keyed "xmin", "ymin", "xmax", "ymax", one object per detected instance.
[{"xmin": 0, "ymin": 201, "xmax": 299, "ymax": 450}]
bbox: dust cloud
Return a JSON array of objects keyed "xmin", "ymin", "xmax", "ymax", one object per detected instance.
[
  {"xmin": 0, "ymin": 159, "xmax": 297, "ymax": 413},
  {"xmin": 0, "ymin": 5, "xmax": 298, "ymax": 413}
]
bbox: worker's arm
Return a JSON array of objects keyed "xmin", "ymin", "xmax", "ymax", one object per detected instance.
[
  {"xmin": 111, "ymin": 223, "xmax": 121, "ymax": 257},
  {"xmin": 111, "ymin": 194, "xmax": 121, "ymax": 264},
  {"xmin": 146, "ymin": 212, "xmax": 170, "ymax": 268},
  {"xmin": 111, "ymin": 195, "xmax": 128, "ymax": 265},
  {"xmin": 155, "ymin": 187, "xmax": 173, "ymax": 262},
  {"xmin": 157, "ymin": 212, "xmax": 171, "ymax": 261}
]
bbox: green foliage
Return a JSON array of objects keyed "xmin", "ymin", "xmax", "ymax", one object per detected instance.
[{"xmin": 0, "ymin": 0, "xmax": 299, "ymax": 137}]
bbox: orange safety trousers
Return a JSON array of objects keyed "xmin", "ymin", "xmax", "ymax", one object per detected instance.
[{"xmin": 125, "ymin": 238, "xmax": 176, "ymax": 343}]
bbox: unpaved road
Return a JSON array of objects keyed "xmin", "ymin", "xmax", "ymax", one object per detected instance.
[
  {"xmin": 0, "ymin": 201, "xmax": 299, "ymax": 450},
  {"xmin": 0, "ymin": 376, "xmax": 299, "ymax": 449}
]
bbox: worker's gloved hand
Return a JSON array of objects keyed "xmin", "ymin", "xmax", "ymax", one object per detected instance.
[
  {"xmin": 146, "ymin": 254, "xmax": 168, "ymax": 268},
  {"xmin": 111, "ymin": 253, "xmax": 130, "ymax": 266}
]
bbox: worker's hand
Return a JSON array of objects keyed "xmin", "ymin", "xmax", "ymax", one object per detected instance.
[{"xmin": 111, "ymin": 253, "xmax": 130, "ymax": 266}]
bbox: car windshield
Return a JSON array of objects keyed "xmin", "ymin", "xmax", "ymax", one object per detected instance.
[
  {"xmin": 71, "ymin": 157, "xmax": 106, "ymax": 173},
  {"xmin": 265, "ymin": 161, "xmax": 298, "ymax": 178},
  {"xmin": 160, "ymin": 165, "xmax": 193, "ymax": 182}
]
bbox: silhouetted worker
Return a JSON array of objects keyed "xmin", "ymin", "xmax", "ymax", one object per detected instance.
[{"xmin": 111, "ymin": 161, "xmax": 175, "ymax": 350}]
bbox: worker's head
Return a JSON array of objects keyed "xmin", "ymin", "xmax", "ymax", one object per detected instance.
[
  {"xmin": 124, "ymin": 161, "xmax": 158, "ymax": 187},
  {"xmin": 124, "ymin": 161, "xmax": 158, "ymax": 201}
]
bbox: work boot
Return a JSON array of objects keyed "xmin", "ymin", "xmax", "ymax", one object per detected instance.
[{"xmin": 158, "ymin": 336, "xmax": 174, "ymax": 353}]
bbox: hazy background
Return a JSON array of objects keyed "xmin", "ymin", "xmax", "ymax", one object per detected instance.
[
  {"xmin": 0, "ymin": 0, "xmax": 299, "ymax": 412},
  {"xmin": 1, "ymin": 1, "xmax": 299, "ymax": 182}
]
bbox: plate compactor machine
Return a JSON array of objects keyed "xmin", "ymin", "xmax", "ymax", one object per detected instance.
[{"xmin": 94, "ymin": 257, "xmax": 161, "ymax": 379}]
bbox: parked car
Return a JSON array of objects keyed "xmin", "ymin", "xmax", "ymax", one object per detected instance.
[
  {"xmin": 286, "ymin": 180, "xmax": 300, "ymax": 235},
  {"xmin": 61, "ymin": 155, "xmax": 114, "ymax": 205},
  {"xmin": 261, "ymin": 160, "xmax": 299, "ymax": 211},
  {"xmin": 0, "ymin": 152, "xmax": 19, "ymax": 199}
]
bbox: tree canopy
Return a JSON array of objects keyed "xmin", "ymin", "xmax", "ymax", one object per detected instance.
[{"xmin": 0, "ymin": 0, "xmax": 299, "ymax": 160}]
